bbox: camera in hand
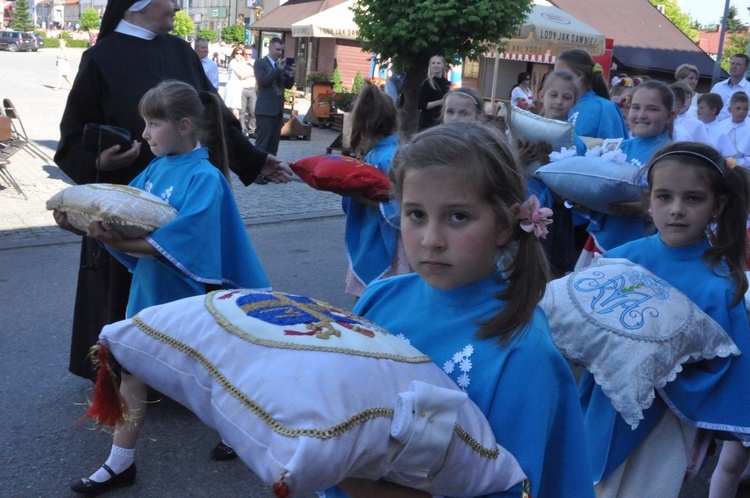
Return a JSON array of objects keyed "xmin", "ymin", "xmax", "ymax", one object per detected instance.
[
  {"xmin": 83, "ymin": 124, "xmax": 133, "ymax": 153},
  {"xmin": 285, "ymin": 57, "xmax": 296, "ymax": 67}
]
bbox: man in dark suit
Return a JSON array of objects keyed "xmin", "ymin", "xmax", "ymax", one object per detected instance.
[{"xmin": 254, "ymin": 37, "xmax": 295, "ymax": 160}]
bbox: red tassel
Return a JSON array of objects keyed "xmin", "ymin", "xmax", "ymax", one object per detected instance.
[
  {"xmin": 272, "ymin": 471, "xmax": 291, "ymax": 498},
  {"xmin": 81, "ymin": 342, "xmax": 127, "ymax": 427}
]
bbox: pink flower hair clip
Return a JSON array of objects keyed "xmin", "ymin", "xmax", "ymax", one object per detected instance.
[{"xmin": 512, "ymin": 195, "xmax": 553, "ymax": 239}]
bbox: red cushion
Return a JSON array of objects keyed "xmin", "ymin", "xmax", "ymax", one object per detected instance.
[{"xmin": 290, "ymin": 155, "xmax": 391, "ymax": 201}]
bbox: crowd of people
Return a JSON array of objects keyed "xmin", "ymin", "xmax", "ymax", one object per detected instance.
[{"xmin": 47, "ymin": 0, "xmax": 750, "ymax": 491}]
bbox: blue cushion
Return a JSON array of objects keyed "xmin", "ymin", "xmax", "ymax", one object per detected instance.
[{"xmin": 536, "ymin": 156, "xmax": 643, "ymax": 214}]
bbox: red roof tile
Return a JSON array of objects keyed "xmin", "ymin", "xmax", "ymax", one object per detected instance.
[{"xmin": 550, "ymin": 0, "xmax": 723, "ymax": 78}]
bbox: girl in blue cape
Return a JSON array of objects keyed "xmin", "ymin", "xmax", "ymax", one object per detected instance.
[
  {"xmin": 555, "ymin": 49, "xmax": 629, "ymax": 141},
  {"xmin": 324, "ymin": 123, "xmax": 595, "ymax": 498},
  {"xmin": 56, "ymin": 80, "xmax": 270, "ymax": 495},
  {"xmin": 579, "ymin": 81, "xmax": 675, "ymax": 267},
  {"xmin": 342, "ymin": 83, "xmax": 411, "ymax": 298},
  {"xmin": 579, "ymin": 142, "xmax": 750, "ymax": 497}
]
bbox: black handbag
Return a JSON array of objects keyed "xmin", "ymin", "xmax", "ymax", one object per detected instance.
[{"xmin": 83, "ymin": 123, "xmax": 132, "ymax": 153}]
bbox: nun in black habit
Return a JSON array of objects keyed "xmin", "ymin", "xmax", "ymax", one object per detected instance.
[{"xmin": 54, "ymin": 0, "xmax": 291, "ymax": 382}]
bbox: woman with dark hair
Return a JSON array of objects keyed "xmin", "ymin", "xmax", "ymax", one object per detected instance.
[
  {"xmin": 510, "ymin": 72, "xmax": 534, "ymax": 110},
  {"xmin": 555, "ymin": 49, "xmax": 628, "ymax": 140}
]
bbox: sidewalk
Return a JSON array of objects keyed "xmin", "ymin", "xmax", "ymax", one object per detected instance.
[{"xmin": 0, "ymin": 49, "xmax": 346, "ymax": 250}]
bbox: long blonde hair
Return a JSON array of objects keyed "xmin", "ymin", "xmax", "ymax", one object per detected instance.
[{"xmin": 425, "ymin": 55, "xmax": 447, "ymax": 91}]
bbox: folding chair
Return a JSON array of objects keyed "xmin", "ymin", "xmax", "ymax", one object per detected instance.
[
  {"xmin": 0, "ymin": 158, "xmax": 26, "ymax": 198},
  {"xmin": 0, "ymin": 114, "xmax": 25, "ymax": 161},
  {"xmin": 2, "ymin": 98, "xmax": 54, "ymax": 163}
]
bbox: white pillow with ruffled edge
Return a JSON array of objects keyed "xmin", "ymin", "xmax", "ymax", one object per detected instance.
[
  {"xmin": 46, "ymin": 183, "xmax": 177, "ymax": 238},
  {"xmin": 500, "ymin": 102, "xmax": 575, "ymax": 175},
  {"xmin": 98, "ymin": 290, "xmax": 526, "ymax": 496},
  {"xmin": 536, "ymin": 156, "xmax": 643, "ymax": 214},
  {"xmin": 540, "ymin": 258, "xmax": 740, "ymax": 428}
]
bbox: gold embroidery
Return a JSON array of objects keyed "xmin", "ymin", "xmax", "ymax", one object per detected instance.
[
  {"xmin": 206, "ymin": 291, "xmax": 432, "ymax": 363},
  {"xmin": 453, "ymin": 423, "xmax": 500, "ymax": 459},
  {"xmin": 129, "ymin": 312, "xmax": 503, "ymax": 460},
  {"xmin": 131, "ymin": 314, "xmax": 392, "ymax": 439},
  {"xmin": 239, "ymin": 294, "xmax": 343, "ymax": 340}
]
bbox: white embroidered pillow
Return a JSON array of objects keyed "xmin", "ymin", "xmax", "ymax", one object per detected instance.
[
  {"xmin": 540, "ymin": 258, "xmax": 740, "ymax": 428},
  {"xmin": 98, "ymin": 290, "xmax": 526, "ymax": 496},
  {"xmin": 46, "ymin": 183, "xmax": 177, "ymax": 238},
  {"xmin": 536, "ymin": 156, "xmax": 643, "ymax": 214}
]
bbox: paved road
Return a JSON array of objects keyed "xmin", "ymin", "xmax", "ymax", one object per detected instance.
[{"xmin": 0, "ymin": 47, "xmax": 344, "ymax": 249}]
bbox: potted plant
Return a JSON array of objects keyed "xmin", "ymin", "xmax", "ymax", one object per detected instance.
[{"xmin": 305, "ymin": 71, "xmax": 332, "ymax": 86}]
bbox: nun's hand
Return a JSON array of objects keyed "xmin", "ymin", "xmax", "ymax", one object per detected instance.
[{"xmin": 96, "ymin": 141, "xmax": 141, "ymax": 171}]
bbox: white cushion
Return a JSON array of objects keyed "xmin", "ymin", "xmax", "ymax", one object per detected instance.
[
  {"xmin": 99, "ymin": 290, "xmax": 526, "ymax": 495},
  {"xmin": 500, "ymin": 103, "xmax": 575, "ymax": 175},
  {"xmin": 536, "ymin": 156, "xmax": 643, "ymax": 214},
  {"xmin": 46, "ymin": 183, "xmax": 177, "ymax": 238},
  {"xmin": 540, "ymin": 258, "xmax": 740, "ymax": 428}
]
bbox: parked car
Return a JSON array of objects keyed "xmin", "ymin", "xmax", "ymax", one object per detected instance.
[
  {"xmin": 32, "ymin": 34, "xmax": 44, "ymax": 49},
  {"xmin": 0, "ymin": 31, "xmax": 40, "ymax": 52}
]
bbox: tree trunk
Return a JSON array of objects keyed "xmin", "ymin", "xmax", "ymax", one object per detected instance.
[{"xmin": 398, "ymin": 69, "xmax": 424, "ymax": 137}]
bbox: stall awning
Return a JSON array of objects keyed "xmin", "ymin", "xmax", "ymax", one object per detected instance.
[
  {"xmin": 291, "ymin": 0, "xmax": 359, "ymax": 40},
  {"xmin": 250, "ymin": 0, "xmax": 345, "ymax": 32},
  {"xmin": 496, "ymin": 0, "xmax": 606, "ymax": 57}
]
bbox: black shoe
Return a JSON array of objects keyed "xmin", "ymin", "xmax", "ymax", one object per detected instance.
[
  {"xmin": 70, "ymin": 463, "xmax": 136, "ymax": 495},
  {"xmin": 210, "ymin": 441, "xmax": 238, "ymax": 461},
  {"xmin": 254, "ymin": 175, "xmax": 268, "ymax": 185}
]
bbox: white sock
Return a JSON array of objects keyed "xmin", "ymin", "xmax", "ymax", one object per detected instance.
[{"xmin": 88, "ymin": 445, "xmax": 135, "ymax": 482}]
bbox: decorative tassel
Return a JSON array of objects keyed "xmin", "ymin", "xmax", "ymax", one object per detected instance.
[
  {"xmin": 81, "ymin": 342, "xmax": 127, "ymax": 427},
  {"xmin": 272, "ymin": 471, "xmax": 291, "ymax": 498},
  {"xmin": 521, "ymin": 478, "xmax": 533, "ymax": 498}
]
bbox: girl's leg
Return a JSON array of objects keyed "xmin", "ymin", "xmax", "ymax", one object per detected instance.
[
  {"xmin": 87, "ymin": 373, "xmax": 148, "ymax": 482},
  {"xmin": 709, "ymin": 441, "xmax": 750, "ymax": 498}
]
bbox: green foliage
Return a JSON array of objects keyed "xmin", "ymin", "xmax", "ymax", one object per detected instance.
[
  {"xmin": 722, "ymin": 31, "xmax": 750, "ymax": 73},
  {"xmin": 221, "ymin": 24, "xmax": 245, "ymax": 45},
  {"xmin": 352, "ymin": 0, "xmax": 531, "ymax": 68},
  {"xmin": 196, "ymin": 28, "xmax": 218, "ymax": 42},
  {"xmin": 648, "ymin": 0, "xmax": 699, "ymax": 42},
  {"xmin": 351, "ymin": 0, "xmax": 532, "ymax": 132},
  {"xmin": 10, "ymin": 0, "xmax": 34, "ymax": 32},
  {"xmin": 80, "ymin": 8, "xmax": 100, "ymax": 31},
  {"xmin": 305, "ymin": 70, "xmax": 332, "ymax": 85},
  {"xmin": 725, "ymin": 5, "xmax": 743, "ymax": 32},
  {"xmin": 332, "ymin": 67, "xmax": 343, "ymax": 92},
  {"xmin": 61, "ymin": 31, "xmax": 72, "ymax": 40},
  {"xmin": 351, "ymin": 71, "xmax": 365, "ymax": 94},
  {"xmin": 170, "ymin": 11, "xmax": 194, "ymax": 39}
]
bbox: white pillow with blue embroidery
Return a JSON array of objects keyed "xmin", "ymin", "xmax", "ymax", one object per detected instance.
[
  {"xmin": 535, "ymin": 156, "xmax": 643, "ymax": 214},
  {"xmin": 97, "ymin": 290, "xmax": 526, "ymax": 496},
  {"xmin": 46, "ymin": 183, "xmax": 177, "ymax": 238},
  {"xmin": 540, "ymin": 258, "xmax": 740, "ymax": 428}
]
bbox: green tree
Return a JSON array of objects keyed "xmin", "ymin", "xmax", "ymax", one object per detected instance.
[
  {"xmin": 197, "ymin": 28, "xmax": 217, "ymax": 42},
  {"xmin": 10, "ymin": 0, "xmax": 34, "ymax": 32},
  {"xmin": 170, "ymin": 11, "xmax": 194, "ymax": 39},
  {"xmin": 722, "ymin": 31, "xmax": 750, "ymax": 73},
  {"xmin": 648, "ymin": 0, "xmax": 699, "ymax": 42},
  {"xmin": 725, "ymin": 5, "xmax": 743, "ymax": 32},
  {"xmin": 351, "ymin": 71, "xmax": 365, "ymax": 94},
  {"xmin": 221, "ymin": 23, "xmax": 245, "ymax": 45},
  {"xmin": 332, "ymin": 67, "xmax": 344, "ymax": 92},
  {"xmin": 80, "ymin": 8, "xmax": 100, "ymax": 31},
  {"xmin": 352, "ymin": 0, "xmax": 532, "ymax": 132}
]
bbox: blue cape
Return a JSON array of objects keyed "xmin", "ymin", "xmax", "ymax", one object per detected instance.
[
  {"xmin": 108, "ymin": 148, "xmax": 270, "ymax": 317},
  {"xmin": 343, "ymin": 134, "xmax": 401, "ymax": 286}
]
